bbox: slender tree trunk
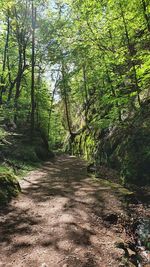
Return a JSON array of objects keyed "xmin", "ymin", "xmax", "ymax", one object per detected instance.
[
  {"xmin": 82, "ymin": 64, "xmax": 89, "ymax": 124},
  {"xmin": 31, "ymin": 0, "xmax": 36, "ymax": 137},
  {"xmin": 47, "ymin": 81, "xmax": 57, "ymax": 138},
  {"xmin": 14, "ymin": 47, "xmax": 23, "ymax": 123},
  {"xmin": 61, "ymin": 62, "xmax": 72, "ymax": 136},
  {"xmin": 61, "ymin": 61, "xmax": 76, "ymax": 153},
  {"xmin": 0, "ymin": 14, "xmax": 10, "ymax": 105},
  {"xmin": 141, "ymin": 0, "xmax": 150, "ymax": 32},
  {"xmin": 7, "ymin": 81, "xmax": 16, "ymax": 102},
  {"xmin": 36, "ymin": 67, "xmax": 41, "ymax": 125},
  {"xmin": 120, "ymin": 3, "xmax": 141, "ymax": 106},
  {"xmin": 7, "ymin": 43, "xmax": 27, "ymax": 103},
  {"xmin": 108, "ymin": 29, "xmax": 122, "ymax": 121}
]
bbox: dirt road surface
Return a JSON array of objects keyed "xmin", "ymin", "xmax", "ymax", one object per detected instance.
[{"xmin": 0, "ymin": 155, "xmax": 126, "ymax": 267}]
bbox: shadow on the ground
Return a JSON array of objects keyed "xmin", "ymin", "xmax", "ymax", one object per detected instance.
[{"xmin": 0, "ymin": 155, "xmax": 122, "ymax": 267}]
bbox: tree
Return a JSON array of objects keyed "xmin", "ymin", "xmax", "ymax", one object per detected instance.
[{"xmin": 30, "ymin": 0, "xmax": 36, "ymax": 135}]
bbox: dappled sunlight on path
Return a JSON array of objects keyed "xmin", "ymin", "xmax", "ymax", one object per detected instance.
[{"xmin": 0, "ymin": 155, "xmax": 125, "ymax": 267}]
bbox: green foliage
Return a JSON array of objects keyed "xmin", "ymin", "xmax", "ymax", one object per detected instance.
[
  {"xmin": 0, "ymin": 0, "xmax": 149, "ymax": 188},
  {"xmin": 14, "ymin": 145, "xmax": 39, "ymax": 162},
  {"xmin": 0, "ymin": 127, "xmax": 7, "ymax": 140}
]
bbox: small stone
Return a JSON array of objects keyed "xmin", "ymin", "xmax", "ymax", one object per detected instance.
[
  {"xmin": 41, "ymin": 264, "xmax": 48, "ymax": 267},
  {"xmin": 104, "ymin": 213, "xmax": 118, "ymax": 224},
  {"xmin": 127, "ymin": 248, "xmax": 136, "ymax": 256}
]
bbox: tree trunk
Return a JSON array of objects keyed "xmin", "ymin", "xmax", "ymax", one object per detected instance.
[
  {"xmin": 0, "ymin": 13, "xmax": 10, "ymax": 105},
  {"xmin": 30, "ymin": 0, "xmax": 36, "ymax": 137},
  {"xmin": 61, "ymin": 62, "xmax": 72, "ymax": 136},
  {"xmin": 141, "ymin": 0, "xmax": 150, "ymax": 32},
  {"xmin": 14, "ymin": 47, "xmax": 23, "ymax": 123},
  {"xmin": 82, "ymin": 64, "xmax": 89, "ymax": 124},
  {"xmin": 108, "ymin": 29, "xmax": 122, "ymax": 121},
  {"xmin": 120, "ymin": 3, "xmax": 141, "ymax": 107}
]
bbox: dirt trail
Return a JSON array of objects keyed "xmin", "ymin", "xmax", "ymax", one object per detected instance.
[{"xmin": 0, "ymin": 155, "xmax": 126, "ymax": 267}]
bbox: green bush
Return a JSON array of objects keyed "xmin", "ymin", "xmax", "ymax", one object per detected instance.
[{"xmin": 13, "ymin": 145, "xmax": 39, "ymax": 163}]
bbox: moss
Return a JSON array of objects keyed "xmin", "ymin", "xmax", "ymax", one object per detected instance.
[
  {"xmin": 0, "ymin": 172, "xmax": 21, "ymax": 205},
  {"xmin": 0, "ymin": 127, "xmax": 7, "ymax": 140},
  {"xmin": 0, "ymin": 165, "xmax": 10, "ymax": 173},
  {"xmin": 94, "ymin": 105, "xmax": 150, "ymax": 185},
  {"xmin": 93, "ymin": 176, "xmax": 133, "ymax": 196}
]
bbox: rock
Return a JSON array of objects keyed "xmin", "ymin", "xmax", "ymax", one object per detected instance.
[
  {"xmin": 127, "ymin": 248, "xmax": 136, "ymax": 257},
  {"xmin": 128, "ymin": 242, "xmax": 137, "ymax": 252},
  {"xmin": 115, "ymin": 241, "xmax": 126, "ymax": 250},
  {"xmin": 87, "ymin": 163, "xmax": 96, "ymax": 173},
  {"xmin": 139, "ymin": 249, "xmax": 150, "ymax": 263},
  {"xmin": 130, "ymin": 254, "xmax": 140, "ymax": 266},
  {"xmin": 103, "ymin": 213, "xmax": 118, "ymax": 224},
  {"xmin": 0, "ymin": 172, "xmax": 21, "ymax": 205},
  {"xmin": 4, "ymin": 121, "xmax": 17, "ymax": 131},
  {"xmin": 41, "ymin": 264, "xmax": 48, "ymax": 267}
]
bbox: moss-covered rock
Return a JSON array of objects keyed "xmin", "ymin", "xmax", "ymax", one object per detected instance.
[
  {"xmin": 71, "ymin": 102, "xmax": 150, "ymax": 186},
  {"xmin": 0, "ymin": 172, "xmax": 21, "ymax": 205},
  {"xmin": 97, "ymin": 103, "xmax": 150, "ymax": 185}
]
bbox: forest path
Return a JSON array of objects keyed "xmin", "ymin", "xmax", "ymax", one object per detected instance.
[{"xmin": 0, "ymin": 155, "xmax": 126, "ymax": 267}]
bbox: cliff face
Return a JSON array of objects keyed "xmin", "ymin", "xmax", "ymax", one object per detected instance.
[
  {"xmin": 71, "ymin": 102, "xmax": 150, "ymax": 185},
  {"xmin": 98, "ymin": 103, "xmax": 150, "ymax": 185}
]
